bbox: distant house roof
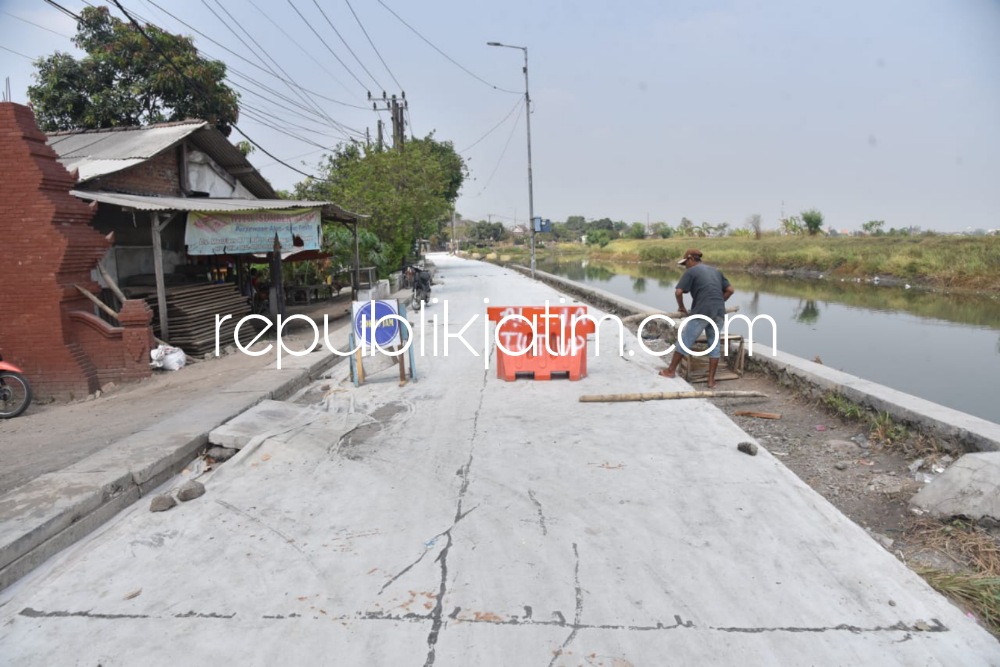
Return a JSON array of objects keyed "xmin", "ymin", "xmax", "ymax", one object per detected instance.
[{"xmin": 46, "ymin": 120, "xmax": 277, "ymax": 199}]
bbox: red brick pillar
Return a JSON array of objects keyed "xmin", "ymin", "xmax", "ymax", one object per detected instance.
[
  {"xmin": 118, "ymin": 299, "xmax": 155, "ymax": 381},
  {"xmin": 0, "ymin": 102, "xmax": 110, "ymax": 397}
]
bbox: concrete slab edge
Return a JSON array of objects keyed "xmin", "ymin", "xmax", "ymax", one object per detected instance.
[
  {"xmin": 511, "ymin": 263, "xmax": 1000, "ymax": 453},
  {"xmin": 0, "ymin": 348, "xmax": 345, "ymax": 592}
]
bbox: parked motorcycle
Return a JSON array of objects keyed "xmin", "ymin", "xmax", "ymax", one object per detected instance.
[
  {"xmin": 406, "ymin": 264, "xmax": 432, "ymax": 310},
  {"xmin": 0, "ymin": 352, "xmax": 32, "ymax": 419}
]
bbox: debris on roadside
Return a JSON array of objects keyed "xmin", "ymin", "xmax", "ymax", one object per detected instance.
[
  {"xmin": 734, "ymin": 410, "xmax": 781, "ymax": 419},
  {"xmin": 150, "ymin": 494, "xmax": 176, "ymax": 512},
  {"xmin": 737, "ymin": 441, "xmax": 758, "ymax": 456},
  {"xmin": 177, "ymin": 480, "xmax": 206, "ymax": 502}
]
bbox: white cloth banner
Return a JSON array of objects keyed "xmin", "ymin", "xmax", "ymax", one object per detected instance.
[{"xmin": 185, "ymin": 208, "xmax": 322, "ymax": 255}]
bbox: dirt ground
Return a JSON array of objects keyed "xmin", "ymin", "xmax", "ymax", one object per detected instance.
[{"xmin": 711, "ymin": 371, "xmax": 923, "ymax": 546}]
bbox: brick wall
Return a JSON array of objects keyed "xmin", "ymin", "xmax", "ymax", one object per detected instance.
[
  {"xmin": 0, "ymin": 103, "xmax": 152, "ymax": 399},
  {"xmin": 88, "ymin": 148, "xmax": 182, "ymax": 196}
]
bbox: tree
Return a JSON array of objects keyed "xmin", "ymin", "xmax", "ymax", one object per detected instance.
[
  {"xmin": 780, "ymin": 216, "xmax": 803, "ymax": 235},
  {"xmin": 650, "ymin": 222, "xmax": 674, "ymax": 238},
  {"xmin": 586, "ymin": 230, "xmax": 611, "ymax": 247},
  {"xmin": 801, "ymin": 209, "xmax": 825, "ymax": 236},
  {"xmin": 28, "ymin": 6, "xmax": 239, "ymax": 134},
  {"xmin": 678, "ymin": 217, "xmax": 695, "ymax": 236},
  {"xmin": 627, "ymin": 222, "xmax": 647, "ymax": 239},
  {"xmin": 746, "ymin": 213, "xmax": 763, "ymax": 240},
  {"xmin": 295, "ymin": 136, "xmax": 467, "ymax": 274},
  {"xmin": 862, "ymin": 220, "xmax": 885, "ymax": 236}
]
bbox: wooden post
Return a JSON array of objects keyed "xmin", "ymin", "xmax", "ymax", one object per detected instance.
[
  {"xmin": 269, "ymin": 233, "xmax": 285, "ymax": 318},
  {"xmin": 151, "ymin": 212, "xmax": 172, "ymax": 341}
]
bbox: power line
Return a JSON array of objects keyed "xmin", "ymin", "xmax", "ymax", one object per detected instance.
[
  {"xmin": 109, "ymin": 0, "xmax": 330, "ymax": 182},
  {"xmin": 310, "ymin": 0, "xmax": 383, "ymax": 91},
  {"xmin": 472, "ymin": 99, "xmax": 524, "ymax": 197},
  {"xmin": 141, "ymin": 0, "xmax": 369, "ymax": 109},
  {"xmin": 344, "ymin": 0, "xmax": 402, "ymax": 91},
  {"xmin": 244, "ymin": 0, "xmax": 356, "ymax": 98},
  {"xmin": 42, "ymin": 0, "xmax": 80, "ymax": 22},
  {"xmin": 119, "ymin": 0, "xmax": 355, "ymax": 139},
  {"xmin": 1, "ymin": 10, "xmax": 74, "ymax": 38},
  {"xmin": 202, "ymin": 0, "xmax": 341, "ymax": 133},
  {"xmin": 286, "ymin": 0, "xmax": 369, "ymax": 92},
  {"xmin": 376, "ymin": 0, "xmax": 520, "ymax": 95},
  {"xmin": 460, "ymin": 98, "xmax": 523, "ymax": 154},
  {"xmin": 0, "ymin": 45, "xmax": 35, "ymax": 60},
  {"xmin": 124, "ymin": 0, "xmax": 368, "ymax": 139}
]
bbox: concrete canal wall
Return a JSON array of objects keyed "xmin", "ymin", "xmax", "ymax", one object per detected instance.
[{"xmin": 509, "ymin": 264, "xmax": 1000, "ymax": 454}]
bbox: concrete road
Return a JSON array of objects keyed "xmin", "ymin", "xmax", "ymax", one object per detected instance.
[{"xmin": 1, "ymin": 255, "xmax": 996, "ymax": 665}]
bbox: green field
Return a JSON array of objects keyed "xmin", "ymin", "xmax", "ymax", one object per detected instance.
[{"xmin": 495, "ymin": 235, "xmax": 1000, "ymax": 292}]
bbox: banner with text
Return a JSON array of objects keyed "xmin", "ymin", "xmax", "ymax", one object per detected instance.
[{"xmin": 185, "ymin": 208, "xmax": 322, "ymax": 255}]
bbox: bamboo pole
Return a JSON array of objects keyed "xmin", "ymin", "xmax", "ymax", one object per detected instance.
[
  {"xmin": 97, "ymin": 263, "xmax": 128, "ymax": 304},
  {"xmin": 579, "ymin": 390, "xmax": 767, "ymax": 403}
]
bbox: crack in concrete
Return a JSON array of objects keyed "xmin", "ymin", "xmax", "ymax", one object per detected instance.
[
  {"xmin": 548, "ymin": 542, "xmax": 584, "ymax": 667},
  {"xmin": 422, "ymin": 531, "xmax": 453, "ymax": 667},
  {"xmin": 528, "ymin": 489, "xmax": 547, "ymax": 536},
  {"xmin": 20, "ymin": 607, "xmax": 150, "ymax": 620},
  {"xmin": 174, "ymin": 610, "xmax": 236, "ymax": 619},
  {"xmin": 421, "ymin": 364, "xmax": 490, "ymax": 667},
  {"xmin": 17, "ymin": 604, "xmax": 943, "ymax": 638},
  {"xmin": 711, "ymin": 618, "xmax": 948, "ymax": 634}
]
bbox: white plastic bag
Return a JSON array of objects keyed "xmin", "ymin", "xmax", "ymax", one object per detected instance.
[{"xmin": 150, "ymin": 344, "xmax": 186, "ymax": 371}]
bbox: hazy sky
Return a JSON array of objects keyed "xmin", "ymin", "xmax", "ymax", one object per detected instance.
[{"xmin": 2, "ymin": 0, "xmax": 998, "ymax": 232}]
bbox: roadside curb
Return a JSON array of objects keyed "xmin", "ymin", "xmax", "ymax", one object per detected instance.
[{"xmin": 0, "ymin": 345, "xmax": 344, "ymax": 592}]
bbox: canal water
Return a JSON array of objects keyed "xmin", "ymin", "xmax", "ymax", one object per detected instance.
[{"xmin": 538, "ymin": 259, "xmax": 1000, "ymax": 425}]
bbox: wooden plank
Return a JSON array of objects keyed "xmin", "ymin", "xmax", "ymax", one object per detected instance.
[{"xmin": 734, "ymin": 411, "xmax": 782, "ymax": 419}]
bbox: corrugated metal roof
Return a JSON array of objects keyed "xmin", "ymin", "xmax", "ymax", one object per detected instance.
[
  {"xmin": 70, "ymin": 190, "xmax": 362, "ymax": 221},
  {"xmin": 46, "ymin": 121, "xmax": 276, "ymax": 199},
  {"xmin": 47, "ymin": 121, "xmax": 206, "ymax": 161}
]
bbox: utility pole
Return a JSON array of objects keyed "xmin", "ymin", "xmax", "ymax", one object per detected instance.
[
  {"xmin": 488, "ymin": 42, "xmax": 535, "ymax": 278},
  {"xmin": 369, "ymin": 92, "xmax": 407, "ymax": 152},
  {"xmin": 451, "ymin": 208, "xmax": 457, "ymax": 253}
]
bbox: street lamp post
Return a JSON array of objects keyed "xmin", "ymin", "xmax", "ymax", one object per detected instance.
[{"xmin": 487, "ymin": 41, "xmax": 535, "ymax": 278}]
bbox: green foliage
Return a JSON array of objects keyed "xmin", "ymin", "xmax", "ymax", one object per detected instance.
[
  {"xmin": 586, "ymin": 230, "xmax": 611, "ymax": 248},
  {"xmin": 650, "ymin": 222, "xmax": 674, "ymax": 238},
  {"xmin": 863, "ymin": 220, "xmax": 886, "ymax": 235},
  {"xmin": 468, "ymin": 221, "xmax": 506, "ymax": 244},
  {"xmin": 780, "ymin": 216, "xmax": 804, "ymax": 235},
  {"xmin": 822, "ymin": 393, "xmax": 865, "ymax": 420},
  {"xmin": 324, "ymin": 225, "xmax": 384, "ymax": 274},
  {"xmin": 627, "ymin": 222, "xmax": 647, "ymax": 240},
  {"xmin": 295, "ymin": 136, "xmax": 466, "ymax": 274},
  {"xmin": 801, "ymin": 209, "xmax": 825, "ymax": 236},
  {"xmin": 28, "ymin": 6, "xmax": 239, "ymax": 133},
  {"xmin": 678, "ymin": 218, "xmax": 695, "ymax": 236}
]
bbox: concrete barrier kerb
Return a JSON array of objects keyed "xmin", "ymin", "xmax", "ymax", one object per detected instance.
[{"xmin": 506, "ymin": 262, "xmax": 1000, "ymax": 454}]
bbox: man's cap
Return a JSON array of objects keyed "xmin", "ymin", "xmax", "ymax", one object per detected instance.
[{"xmin": 677, "ymin": 248, "xmax": 703, "ymax": 265}]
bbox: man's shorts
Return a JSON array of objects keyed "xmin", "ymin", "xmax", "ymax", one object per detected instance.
[{"xmin": 677, "ymin": 315, "xmax": 726, "ymax": 359}]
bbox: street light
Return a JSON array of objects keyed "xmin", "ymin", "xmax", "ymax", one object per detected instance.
[{"xmin": 487, "ymin": 41, "xmax": 535, "ymax": 278}]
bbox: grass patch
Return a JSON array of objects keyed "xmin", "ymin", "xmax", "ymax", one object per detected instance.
[
  {"xmin": 909, "ymin": 519, "xmax": 1000, "ymax": 635},
  {"xmin": 822, "ymin": 392, "xmax": 865, "ymax": 420}
]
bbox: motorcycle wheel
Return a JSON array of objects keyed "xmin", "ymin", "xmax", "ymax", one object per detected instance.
[{"xmin": 0, "ymin": 371, "xmax": 32, "ymax": 419}]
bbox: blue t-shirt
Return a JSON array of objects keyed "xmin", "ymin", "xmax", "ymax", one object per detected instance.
[{"xmin": 676, "ymin": 263, "xmax": 730, "ymax": 318}]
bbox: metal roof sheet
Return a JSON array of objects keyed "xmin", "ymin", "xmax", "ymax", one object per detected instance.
[
  {"xmin": 46, "ymin": 122, "xmax": 206, "ymax": 162},
  {"xmin": 70, "ymin": 190, "xmax": 362, "ymax": 221},
  {"xmin": 46, "ymin": 121, "xmax": 277, "ymax": 199}
]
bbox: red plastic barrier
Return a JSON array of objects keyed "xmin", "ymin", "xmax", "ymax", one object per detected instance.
[{"xmin": 486, "ymin": 305, "xmax": 595, "ymax": 381}]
